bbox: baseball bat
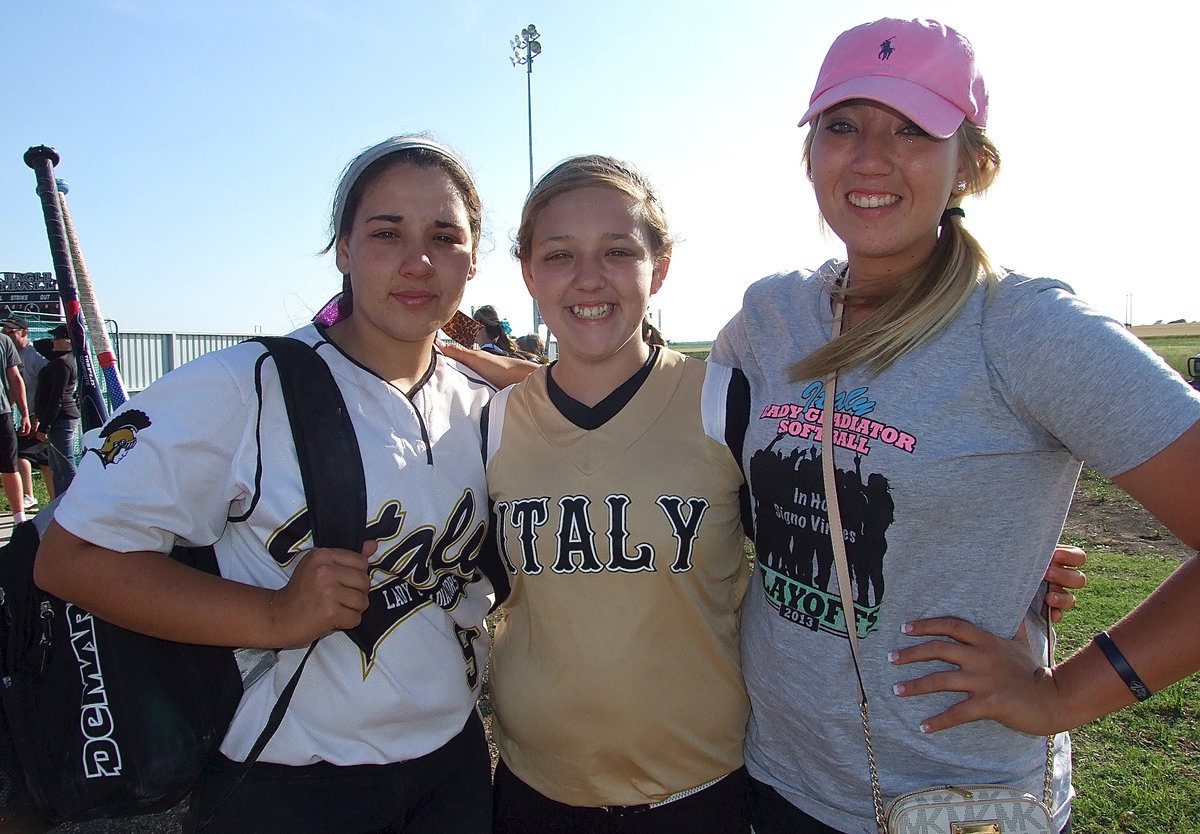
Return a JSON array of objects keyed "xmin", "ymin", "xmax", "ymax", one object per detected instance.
[
  {"xmin": 23, "ymin": 145, "xmax": 109, "ymax": 431},
  {"xmin": 57, "ymin": 180, "xmax": 129, "ymax": 408}
]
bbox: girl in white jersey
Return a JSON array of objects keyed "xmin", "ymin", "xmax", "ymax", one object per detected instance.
[
  {"xmin": 710, "ymin": 18, "xmax": 1200, "ymax": 834},
  {"xmin": 34, "ymin": 136, "xmax": 498, "ymax": 833}
]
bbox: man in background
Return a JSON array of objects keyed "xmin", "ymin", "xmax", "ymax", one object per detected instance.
[
  {"xmin": 2, "ymin": 317, "xmax": 51, "ymax": 507},
  {"xmin": 0, "ymin": 327, "xmax": 30, "ymax": 522},
  {"xmin": 34, "ymin": 324, "xmax": 80, "ymax": 496}
]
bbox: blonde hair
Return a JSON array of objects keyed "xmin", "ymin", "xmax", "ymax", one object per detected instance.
[
  {"xmin": 513, "ymin": 155, "xmax": 673, "ymax": 263},
  {"xmin": 790, "ymin": 120, "xmax": 1001, "ymax": 381}
]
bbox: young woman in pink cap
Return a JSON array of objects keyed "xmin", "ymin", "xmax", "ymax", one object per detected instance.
[{"xmin": 708, "ymin": 16, "xmax": 1200, "ymax": 834}]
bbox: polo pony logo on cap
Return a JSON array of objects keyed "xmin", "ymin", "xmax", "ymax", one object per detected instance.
[{"xmin": 798, "ymin": 18, "xmax": 987, "ymax": 138}]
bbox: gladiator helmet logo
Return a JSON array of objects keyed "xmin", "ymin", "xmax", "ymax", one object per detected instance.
[{"xmin": 91, "ymin": 410, "xmax": 152, "ymax": 468}]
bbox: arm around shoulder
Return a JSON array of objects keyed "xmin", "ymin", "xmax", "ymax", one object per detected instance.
[{"xmin": 439, "ymin": 341, "xmax": 539, "ymax": 388}]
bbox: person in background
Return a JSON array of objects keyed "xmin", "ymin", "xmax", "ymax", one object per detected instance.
[
  {"xmin": 32, "ymin": 324, "xmax": 81, "ymax": 496},
  {"xmin": 0, "ymin": 326, "xmax": 30, "ymax": 523},
  {"xmin": 710, "ymin": 18, "xmax": 1200, "ymax": 833},
  {"xmin": 2, "ymin": 316, "xmax": 50, "ymax": 507},
  {"xmin": 514, "ymin": 333, "xmax": 547, "ymax": 363},
  {"xmin": 35, "ymin": 135, "xmax": 498, "ymax": 834},
  {"xmin": 471, "ymin": 305, "xmax": 524, "ymax": 357}
]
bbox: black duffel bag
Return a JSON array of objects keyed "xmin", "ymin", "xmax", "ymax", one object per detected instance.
[{"xmin": 0, "ymin": 515, "xmax": 242, "ymax": 821}]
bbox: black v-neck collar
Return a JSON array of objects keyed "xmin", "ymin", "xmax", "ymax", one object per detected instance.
[{"xmin": 546, "ymin": 346, "xmax": 660, "ymax": 430}]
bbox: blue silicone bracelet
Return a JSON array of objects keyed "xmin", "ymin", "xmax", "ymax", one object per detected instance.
[{"xmin": 1094, "ymin": 631, "xmax": 1152, "ymax": 702}]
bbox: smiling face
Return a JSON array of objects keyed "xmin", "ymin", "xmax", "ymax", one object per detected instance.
[
  {"xmin": 809, "ymin": 99, "xmax": 966, "ymax": 280},
  {"xmin": 521, "ymin": 185, "xmax": 668, "ymax": 388},
  {"xmin": 334, "ymin": 162, "xmax": 476, "ymax": 360}
]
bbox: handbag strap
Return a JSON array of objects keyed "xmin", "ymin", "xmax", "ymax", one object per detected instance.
[
  {"xmin": 817, "ymin": 298, "xmax": 1054, "ymax": 833},
  {"xmin": 198, "ymin": 336, "xmax": 367, "ymax": 827},
  {"xmin": 819, "ymin": 299, "xmax": 888, "ymax": 831}
]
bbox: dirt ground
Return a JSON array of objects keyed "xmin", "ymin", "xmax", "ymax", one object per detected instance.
[{"xmin": 1061, "ymin": 469, "xmax": 1193, "ymax": 561}]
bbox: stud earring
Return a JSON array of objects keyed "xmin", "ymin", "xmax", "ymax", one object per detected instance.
[{"xmin": 955, "ymin": 180, "xmax": 968, "ymax": 192}]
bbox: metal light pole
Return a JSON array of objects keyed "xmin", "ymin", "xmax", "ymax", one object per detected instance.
[
  {"xmin": 511, "ymin": 23, "xmax": 543, "ymax": 330},
  {"xmin": 511, "ymin": 24, "xmax": 542, "ymax": 190}
]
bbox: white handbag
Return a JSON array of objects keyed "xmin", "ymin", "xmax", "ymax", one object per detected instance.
[
  {"xmin": 819, "ymin": 297, "xmax": 1055, "ymax": 834},
  {"xmin": 885, "ymin": 784, "xmax": 1053, "ymax": 833}
]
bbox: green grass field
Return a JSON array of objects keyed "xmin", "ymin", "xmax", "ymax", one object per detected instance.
[
  {"xmin": 1140, "ymin": 334, "xmax": 1200, "ymax": 380},
  {"xmin": 1054, "ymin": 470, "xmax": 1199, "ymax": 833},
  {"xmin": 1056, "ymin": 551, "xmax": 1199, "ymax": 833}
]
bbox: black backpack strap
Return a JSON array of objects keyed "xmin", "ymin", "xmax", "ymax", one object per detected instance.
[
  {"xmin": 479, "ymin": 499, "xmax": 510, "ymax": 610},
  {"xmin": 253, "ymin": 336, "xmax": 366, "ymax": 551},
  {"xmin": 198, "ymin": 337, "xmax": 366, "ymax": 829},
  {"xmin": 476, "ymin": 399, "xmax": 510, "ymax": 606}
]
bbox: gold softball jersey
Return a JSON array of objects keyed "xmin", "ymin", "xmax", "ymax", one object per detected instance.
[{"xmin": 484, "ymin": 348, "xmax": 751, "ymax": 807}]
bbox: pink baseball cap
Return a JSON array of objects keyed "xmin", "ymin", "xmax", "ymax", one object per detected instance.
[{"xmin": 798, "ymin": 18, "xmax": 987, "ymax": 139}]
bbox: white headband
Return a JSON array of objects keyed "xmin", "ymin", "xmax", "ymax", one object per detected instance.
[{"xmin": 330, "ymin": 135, "xmax": 470, "ymax": 236}]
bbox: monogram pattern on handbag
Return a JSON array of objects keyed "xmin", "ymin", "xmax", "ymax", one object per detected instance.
[{"xmin": 886, "ymin": 784, "xmax": 1053, "ymax": 833}]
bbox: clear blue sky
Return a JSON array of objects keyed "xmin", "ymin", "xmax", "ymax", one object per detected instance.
[{"xmin": 3, "ymin": 0, "xmax": 1196, "ymax": 340}]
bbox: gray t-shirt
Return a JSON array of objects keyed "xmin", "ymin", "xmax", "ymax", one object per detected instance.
[
  {"xmin": 0, "ymin": 333, "xmax": 21, "ymax": 416},
  {"xmin": 19, "ymin": 342, "xmax": 47, "ymax": 402},
  {"xmin": 712, "ymin": 260, "xmax": 1200, "ymax": 833}
]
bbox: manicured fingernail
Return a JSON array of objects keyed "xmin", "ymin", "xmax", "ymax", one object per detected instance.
[
  {"xmin": 920, "ymin": 722, "xmax": 931, "ymax": 733},
  {"xmin": 902, "ymin": 622, "xmax": 914, "ymax": 634},
  {"xmin": 893, "ymin": 683, "xmax": 905, "ymax": 695},
  {"xmin": 888, "ymin": 651, "xmax": 900, "ymax": 663}
]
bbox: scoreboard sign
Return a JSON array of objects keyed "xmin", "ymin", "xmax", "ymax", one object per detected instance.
[{"xmin": 0, "ymin": 272, "xmax": 62, "ymax": 316}]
